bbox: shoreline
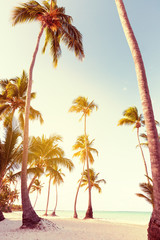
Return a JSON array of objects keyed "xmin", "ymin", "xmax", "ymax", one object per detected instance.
[{"xmin": 0, "ymin": 212, "xmax": 148, "ymax": 240}]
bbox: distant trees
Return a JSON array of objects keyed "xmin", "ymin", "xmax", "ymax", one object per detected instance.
[
  {"xmin": 80, "ymin": 168, "xmax": 106, "ymax": 193},
  {"xmin": 69, "ymin": 96, "xmax": 99, "ymax": 218},
  {"xmin": 30, "ymin": 179, "xmax": 44, "ymax": 208},
  {"xmin": 72, "ymin": 135, "xmax": 98, "ymax": 218}
]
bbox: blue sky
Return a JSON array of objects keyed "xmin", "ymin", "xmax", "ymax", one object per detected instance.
[{"xmin": 1, "ymin": 0, "xmax": 160, "ymax": 213}]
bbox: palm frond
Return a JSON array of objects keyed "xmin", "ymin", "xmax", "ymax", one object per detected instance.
[
  {"xmin": 50, "ymin": 30, "xmax": 62, "ymax": 67},
  {"xmin": 12, "ymin": 1, "xmax": 46, "ymax": 25},
  {"xmin": 117, "ymin": 118, "xmax": 135, "ymax": 126},
  {"xmin": 29, "ymin": 106, "xmax": 44, "ymax": 124},
  {"xmin": 18, "ymin": 112, "xmax": 24, "ymax": 130},
  {"xmin": 136, "ymin": 181, "xmax": 153, "ymax": 206},
  {"xmin": 0, "ymin": 104, "xmax": 10, "ymax": 116},
  {"xmin": 61, "ymin": 22, "xmax": 84, "ymax": 60},
  {"xmin": 123, "ymin": 106, "xmax": 138, "ymax": 121}
]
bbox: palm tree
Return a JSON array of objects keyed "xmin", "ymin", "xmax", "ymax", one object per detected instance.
[
  {"xmin": 118, "ymin": 106, "xmax": 150, "ymax": 184},
  {"xmin": 27, "ymin": 135, "xmax": 62, "ymax": 192},
  {"xmin": 69, "ymin": 96, "xmax": 98, "ymax": 218},
  {"xmin": 115, "ymin": 1, "xmax": 160, "ymax": 238},
  {"xmin": 50, "ymin": 166, "xmax": 65, "ymax": 216},
  {"xmin": 72, "ymin": 135, "xmax": 98, "ymax": 218},
  {"xmin": 0, "ymin": 71, "xmax": 43, "ymax": 129},
  {"xmin": 44, "ymin": 159, "xmax": 74, "ymax": 216},
  {"xmin": 11, "ymin": 0, "xmax": 84, "ymax": 227},
  {"xmin": 80, "ymin": 168, "xmax": 106, "ymax": 193},
  {"xmin": 30, "ymin": 179, "xmax": 44, "ymax": 208},
  {"xmin": 0, "ymin": 125, "xmax": 22, "ymax": 220},
  {"xmin": 78, "ymin": 168, "xmax": 106, "ymax": 217}
]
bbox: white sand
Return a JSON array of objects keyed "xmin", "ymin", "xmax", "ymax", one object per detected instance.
[{"xmin": 0, "ymin": 212, "xmax": 148, "ymax": 240}]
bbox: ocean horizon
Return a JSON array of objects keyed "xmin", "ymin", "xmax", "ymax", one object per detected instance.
[{"xmin": 35, "ymin": 210, "xmax": 151, "ymax": 225}]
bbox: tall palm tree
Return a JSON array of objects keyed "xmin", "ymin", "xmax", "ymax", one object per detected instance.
[
  {"xmin": 50, "ymin": 166, "xmax": 65, "ymax": 216},
  {"xmin": 0, "ymin": 71, "xmax": 43, "ymax": 129},
  {"xmin": 115, "ymin": 1, "xmax": 160, "ymax": 238},
  {"xmin": 118, "ymin": 106, "xmax": 150, "ymax": 184},
  {"xmin": 0, "ymin": 125, "xmax": 22, "ymax": 220},
  {"xmin": 30, "ymin": 179, "xmax": 44, "ymax": 208},
  {"xmin": 11, "ymin": 0, "xmax": 84, "ymax": 227},
  {"xmin": 69, "ymin": 96, "xmax": 98, "ymax": 218},
  {"xmin": 72, "ymin": 135, "xmax": 98, "ymax": 218},
  {"xmin": 80, "ymin": 168, "xmax": 106, "ymax": 193}
]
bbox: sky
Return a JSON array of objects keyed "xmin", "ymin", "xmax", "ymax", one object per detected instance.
[{"xmin": 1, "ymin": 0, "xmax": 160, "ymax": 213}]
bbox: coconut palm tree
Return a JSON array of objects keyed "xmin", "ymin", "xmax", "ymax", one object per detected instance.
[
  {"xmin": 0, "ymin": 71, "xmax": 43, "ymax": 129},
  {"xmin": 72, "ymin": 135, "xmax": 98, "ymax": 218},
  {"xmin": 80, "ymin": 168, "xmax": 106, "ymax": 193},
  {"xmin": 115, "ymin": 1, "xmax": 160, "ymax": 238},
  {"xmin": 50, "ymin": 166, "xmax": 65, "ymax": 216},
  {"xmin": 11, "ymin": 0, "xmax": 84, "ymax": 227},
  {"xmin": 69, "ymin": 96, "xmax": 98, "ymax": 218},
  {"xmin": 30, "ymin": 179, "xmax": 44, "ymax": 208},
  {"xmin": 118, "ymin": 107, "xmax": 150, "ymax": 184}
]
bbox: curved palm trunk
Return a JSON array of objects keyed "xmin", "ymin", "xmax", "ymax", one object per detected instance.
[
  {"xmin": 33, "ymin": 191, "xmax": 38, "ymax": 209},
  {"xmin": 137, "ymin": 128, "xmax": 150, "ymax": 185},
  {"xmin": 115, "ymin": 1, "xmax": 160, "ymax": 239},
  {"xmin": 73, "ymin": 161, "xmax": 85, "ymax": 218},
  {"xmin": 21, "ymin": 25, "xmax": 45, "ymax": 228},
  {"xmin": 44, "ymin": 176, "xmax": 51, "ymax": 216},
  {"xmin": 51, "ymin": 183, "xmax": 58, "ymax": 216},
  {"xmin": 84, "ymin": 115, "xmax": 93, "ymax": 219},
  {"xmin": 28, "ymin": 175, "xmax": 37, "ymax": 193}
]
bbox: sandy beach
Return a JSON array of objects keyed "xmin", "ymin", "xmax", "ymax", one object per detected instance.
[{"xmin": 0, "ymin": 212, "xmax": 148, "ymax": 240}]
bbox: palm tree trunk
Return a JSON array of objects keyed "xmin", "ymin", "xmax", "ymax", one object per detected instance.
[
  {"xmin": 6, "ymin": 109, "xmax": 15, "ymax": 161},
  {"xmin": 0, "ymin": 210, "xmax": 5, "ymax": 221},
  {"xmin": 44, "ymin": 176, "xmax": 51, "ymax": 216},
  {"xmin": 73, "ymin": 161, "xmax": 85, "ymax": 218},
  {"xmin": 136, "ymin": 128, "xmax": 150, "ymax": 185},
  {"xmin": 0, "ymin": 172, "xmax": 6, "ymax": 220},
  {"xmin": 21, "ymin": 25, "xmax": 45, "ymax": 228},
  {"xmin": 115, "ymin": 1, "xmax": 160, "ymax": 239},
  {"xmin": 51, "ymin": 183, "xmax": 58, "ymax": 216},
  {"xmin": 33, "ymin": 191, "xmax": 38, "ymax": 209},
  {"xmin": 84, "ymin": 115, "xmax": 93, "ymax": 219},
  {"xmin": 28, "ymin": 175, "xmax": 37, "ymax": 193}
]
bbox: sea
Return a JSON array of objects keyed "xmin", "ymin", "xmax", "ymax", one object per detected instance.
[{"xmin": 36, "ymin": 210, "xmax": 151, "ymax": 225}]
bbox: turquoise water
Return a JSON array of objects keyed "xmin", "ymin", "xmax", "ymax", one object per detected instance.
[{"xmin": 37, "ymin": 210, "xmax": 151, "ymax": 225}]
